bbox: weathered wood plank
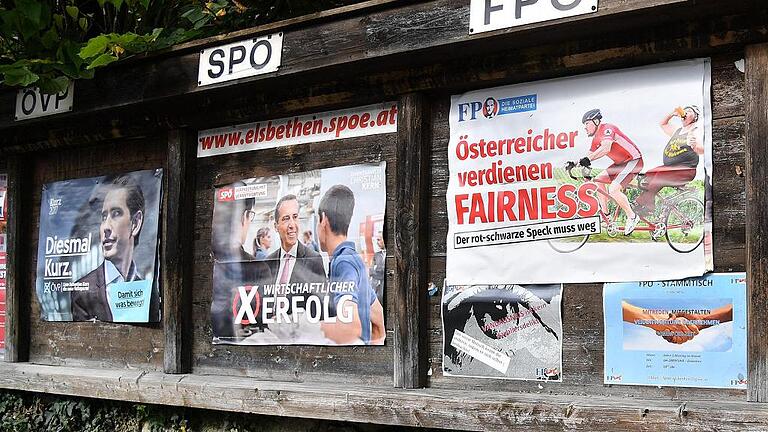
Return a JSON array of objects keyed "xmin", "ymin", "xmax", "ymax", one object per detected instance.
[
  {"xmin": 3, "ymin": 155, "xmax": 29, "ymax": 362},
  {"xmin": 0, "ymin": 0, "xmax": 762, "ymax": 142},
  {"xmin": 163, "ymin": 130, "xmax": 196, "ymax": 373},
  {"xmin": 0, "ymin": 363, "xmax": 765, "ymax": 431},
  {"xmin": 393, "ymin": 93, "xmax": 429, "ymax": 388},
  {"xmin": 1, "ymin": 11, "xmax": 765, "ymax": 155},
  {"xmin": 745, "ymin": 42, "xmax": 768, "ymax": 403}
]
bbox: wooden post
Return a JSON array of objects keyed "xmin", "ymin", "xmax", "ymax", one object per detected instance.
[
  {"xmin": 746, "ymin": 43, "xmax": 768, "ymax": 402},
  {"xmin": 393, "ymin": 93, "xmax": 429, "ymax": 388},
  {"xmin": 4, "ymin": 155, "xmax": 29, "ymax": 362},
  {"xmin": 163, "ymin": 129, "xmax": 196, "ymax": 374}
]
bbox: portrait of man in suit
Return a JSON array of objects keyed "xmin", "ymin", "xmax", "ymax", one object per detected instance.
[
  {"xmin": 71, "ymin": 176, "xmax": 146, "ymax": 321},
  {"xmin": 267, "ymin": 194, "xmax": 327, "ymax": 310}
]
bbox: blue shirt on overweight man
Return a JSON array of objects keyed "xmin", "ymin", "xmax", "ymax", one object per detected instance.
[{"xmin": 329, "ymin": 241, "xmax": 376, "ymax": 344}]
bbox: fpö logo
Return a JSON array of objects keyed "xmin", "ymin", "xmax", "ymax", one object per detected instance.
[
  {"xmin": 730, "ymin": 373, "xmax": 747, "ymax": 386},
  {"xmin": 217, "ymin": 187, "xmax": 235, "ymax": 202},
  {"xmin": 457, "ymin": 94, "xmax": 537, "ymax": 122},
  {"xmin": 606, "ymin": 374, "xmax": 623, "ymax": 382},
  {"xmin": 536, "ymin": 367, "xmax": 560, "ymax": 381}
]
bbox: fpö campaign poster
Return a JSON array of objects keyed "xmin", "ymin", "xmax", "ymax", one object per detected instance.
[
  {"xmin": 442, "ymin": 284, "xmax": 562, "ymax": 381},
  {"xmin": 35, "ymin": 169, "xmax": 164, "ymax": 323},
  {"xmin": 210, "ymin": 162, "xmax": 386, "ymax": 346},
  {"xmin": 604, "ymin": 273, "xmax": 747, "ymax": 389},
  {"xmin": 447, "ymin": 59, "xmax": 713, "ymax": 284},
  {"xmin": 0, "ymin": 173, "xmax": 7, "ymax": 349}
]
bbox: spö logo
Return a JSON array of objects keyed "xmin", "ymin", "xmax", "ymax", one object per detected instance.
[{"xmin": 457, "ymin": 94, "xmax": 537, "ymax": 122}]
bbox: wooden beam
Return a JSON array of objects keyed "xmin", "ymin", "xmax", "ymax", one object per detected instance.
[
  {"xmin": 393, "ymin": 93, "xmax": 428, "ymax": 388},
  {"xmin": 162, "ymin": 129, "xmax": 196, "ymax": 373},
  {"xmin": 3, "ymin": 155, "xmax": 28, "ymax": 362},
  {"xmin": 746, "ymin": 42, "xmax": 768, "ymax": 402},
  {"xmin": 1, "ymin": 8, "xmax": 767, "ymax": 154},
  {"xmin": 0, "ymin": 363, "xmax": 765, "ymax": 431},
  {"xmin": 0, "ymin": 0, "xmax": 756, "ymax": 135}
]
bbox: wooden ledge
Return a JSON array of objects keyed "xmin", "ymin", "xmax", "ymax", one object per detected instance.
[{"xmin": 0, "ymin": 363, "xmax": 765, "ymax": 431}]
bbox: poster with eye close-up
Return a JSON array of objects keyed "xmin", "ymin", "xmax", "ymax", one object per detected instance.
[
  {"xmin": 35, "ymin": 169, "xmax": 164, "ymax": 323},
  {"xmin": 442, "ymin": 284, "xmax": 563, "ymax": 381},
  {"xmin": 210, "ymin": 162, "xmax": 386, "ymax": 346}
]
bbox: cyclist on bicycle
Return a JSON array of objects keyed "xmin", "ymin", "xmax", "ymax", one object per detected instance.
[
  {"xmin": 635, "ymin": 106, "xmax": 703, "ymax": 216},
  {"xmin": 573, "ymin": 109, "xmax": 644, "ymax": 235}
]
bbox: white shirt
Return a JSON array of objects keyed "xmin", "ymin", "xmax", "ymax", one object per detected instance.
[{"xmin": 275, "ymin": 242, "xmax": 298, "ymax": 284}]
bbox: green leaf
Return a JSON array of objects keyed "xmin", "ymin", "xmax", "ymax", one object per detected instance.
[
  {"xmin": 86, "ymin": 53, "xmax": 118, "ymax": 69},
  {"xmin": 40, "ymin": 26, "xmax": 59, "ymax": 50},
  {"xmin": 14, "ymin": 0, "xmax": 42, "ymax": 26},
  {"xmin": 110, "ymin": 0, "xmax": 125, "ymax": 10},
  {"xmin": 37, "ymin": 76, "xmax": 69, "ymax": 94},
  {"xmin": 2, "ymin": 66, "xmax": 39, "ymax": 87},
  {"xmin": 139, "ymin": 0, "xmax": 150, "ymax": 9},
  {"xmin": 52, "ymin": 13, "xmax": 64, "ymax": 30},
  {"xmin": 79, "ymin": 35, "xmax": 109, "ymax": 59},
  {"xmin": 78, "ymin": 17, "xmax": 88, "ymax": 31},
  {"xmin": 65, "ymin": 6, "xmax": 79, "ymax": 19}
]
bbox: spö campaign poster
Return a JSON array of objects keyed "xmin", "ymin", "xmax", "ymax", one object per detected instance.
[
  {"xmin": 604, "ymin": 273, "xmax": 747, "ymax": 389},
  {"xmin": 35, "ymin": 169, "xmax": 163, "ymax": 323},
  {"xmin": 447, "ymin": 59, "xmax": 713, "ymax": 284},
  {"xmin": 442, "ymin": 284, "xmax": 562, "ymax": 381},
  {"xmin": 210, "ymin": 162, "xmax": 386, "ymax": 346}
]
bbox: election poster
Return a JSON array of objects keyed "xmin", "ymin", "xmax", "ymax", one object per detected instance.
[
  {"xmin": 35, "ymin": 169, "xmax": 164, "ymax": 323},
  {"xmin": 0, "ymin": 172, "xmax": 6, "ymax": 349},
  {"xmin": 447, "ymin": 59, "xmax": 713, "ymax": 284},
  {"xmin": 210, "ymin": 162, "xmax": 386, "ymax": 346},
  {"xmin": 604, "ymin": 273, "xmax": 747, "ymax": 389},
  {"xmin": 442, "ymin": 284, "xmax": 562, "ymax": 381}
]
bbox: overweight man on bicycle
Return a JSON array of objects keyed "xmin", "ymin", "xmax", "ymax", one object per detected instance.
[
  {"xmin": 635, "ymin": 106, "xmax": 703, "ymax": 217},
  {"xmin": 573, "ymin": 109, "xmax": 644, "ymax": 235}
]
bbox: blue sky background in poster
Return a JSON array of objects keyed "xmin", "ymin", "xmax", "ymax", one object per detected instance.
[{"xmin": 603, "ymin": 273, "xmax": 746, "ymax": 389}]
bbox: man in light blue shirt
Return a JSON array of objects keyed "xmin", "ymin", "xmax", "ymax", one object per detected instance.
[{"xmin": 317, "ymin": 185, "xmax": 384, "ymax": 345}]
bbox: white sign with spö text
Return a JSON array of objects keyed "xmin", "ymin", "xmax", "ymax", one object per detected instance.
[
  {"xmin": 198, "ymin": 32, "xmax": 283, "ymax": 86},
  {"xmin": 15, "ymin": 82, "xmax": 74, "ymax": 121},
  {"xmin": 469, "ymin": 0, "xmax": 599, "ymax": 34}
]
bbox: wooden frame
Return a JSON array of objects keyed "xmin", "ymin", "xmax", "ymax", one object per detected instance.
[
  {"xmin": 3, "ymin": 155, "xmax": 29, "ymax": 363},
  {"xmin": 0, "ymin": 0, "xmax": 765, "ymax": 429},
  {"xmin": 162, "ymin": 129, "xmax": 196, "ymax": 373},
  {"xmin": 746, "ymin": 42, "xmax": 768, "ymax": 403},
  {"xmin": 393, "ymin": 93, "xmax": 429, "ymax": 388}
]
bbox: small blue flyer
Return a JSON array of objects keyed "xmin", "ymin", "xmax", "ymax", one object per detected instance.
[
  {"xmin": 603, "ymin": 273, "xmax": 747, "ymax": 389},
  {"xmin": 107, "ymin": 280, "xmax": 153, "ymax": 323}
]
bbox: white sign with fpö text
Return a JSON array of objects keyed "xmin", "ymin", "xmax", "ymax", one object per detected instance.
[
  {"xmin": 469, "ymin": 0, "xmax": 599, "ymax": 34},
  {"xmin": 15, "ymin": 82, "xmax": 74, "ymax": 121},
  {"xmin": 198, "ymin": 32, "xmax": 283, "ymax": 86}
]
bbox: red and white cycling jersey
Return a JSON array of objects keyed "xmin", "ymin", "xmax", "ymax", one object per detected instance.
[{"xmin": 590, "ymin": 123, "xmax": 642, "ymax": 164}]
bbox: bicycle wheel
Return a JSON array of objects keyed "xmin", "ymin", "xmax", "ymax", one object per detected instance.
[
  {"xmin": 547, "ymin": 234, "xmax": 590, "ymax": 253},
  {"xmin": 665, "ymin": 196, "xmax": 705, "ymax": 253}
]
